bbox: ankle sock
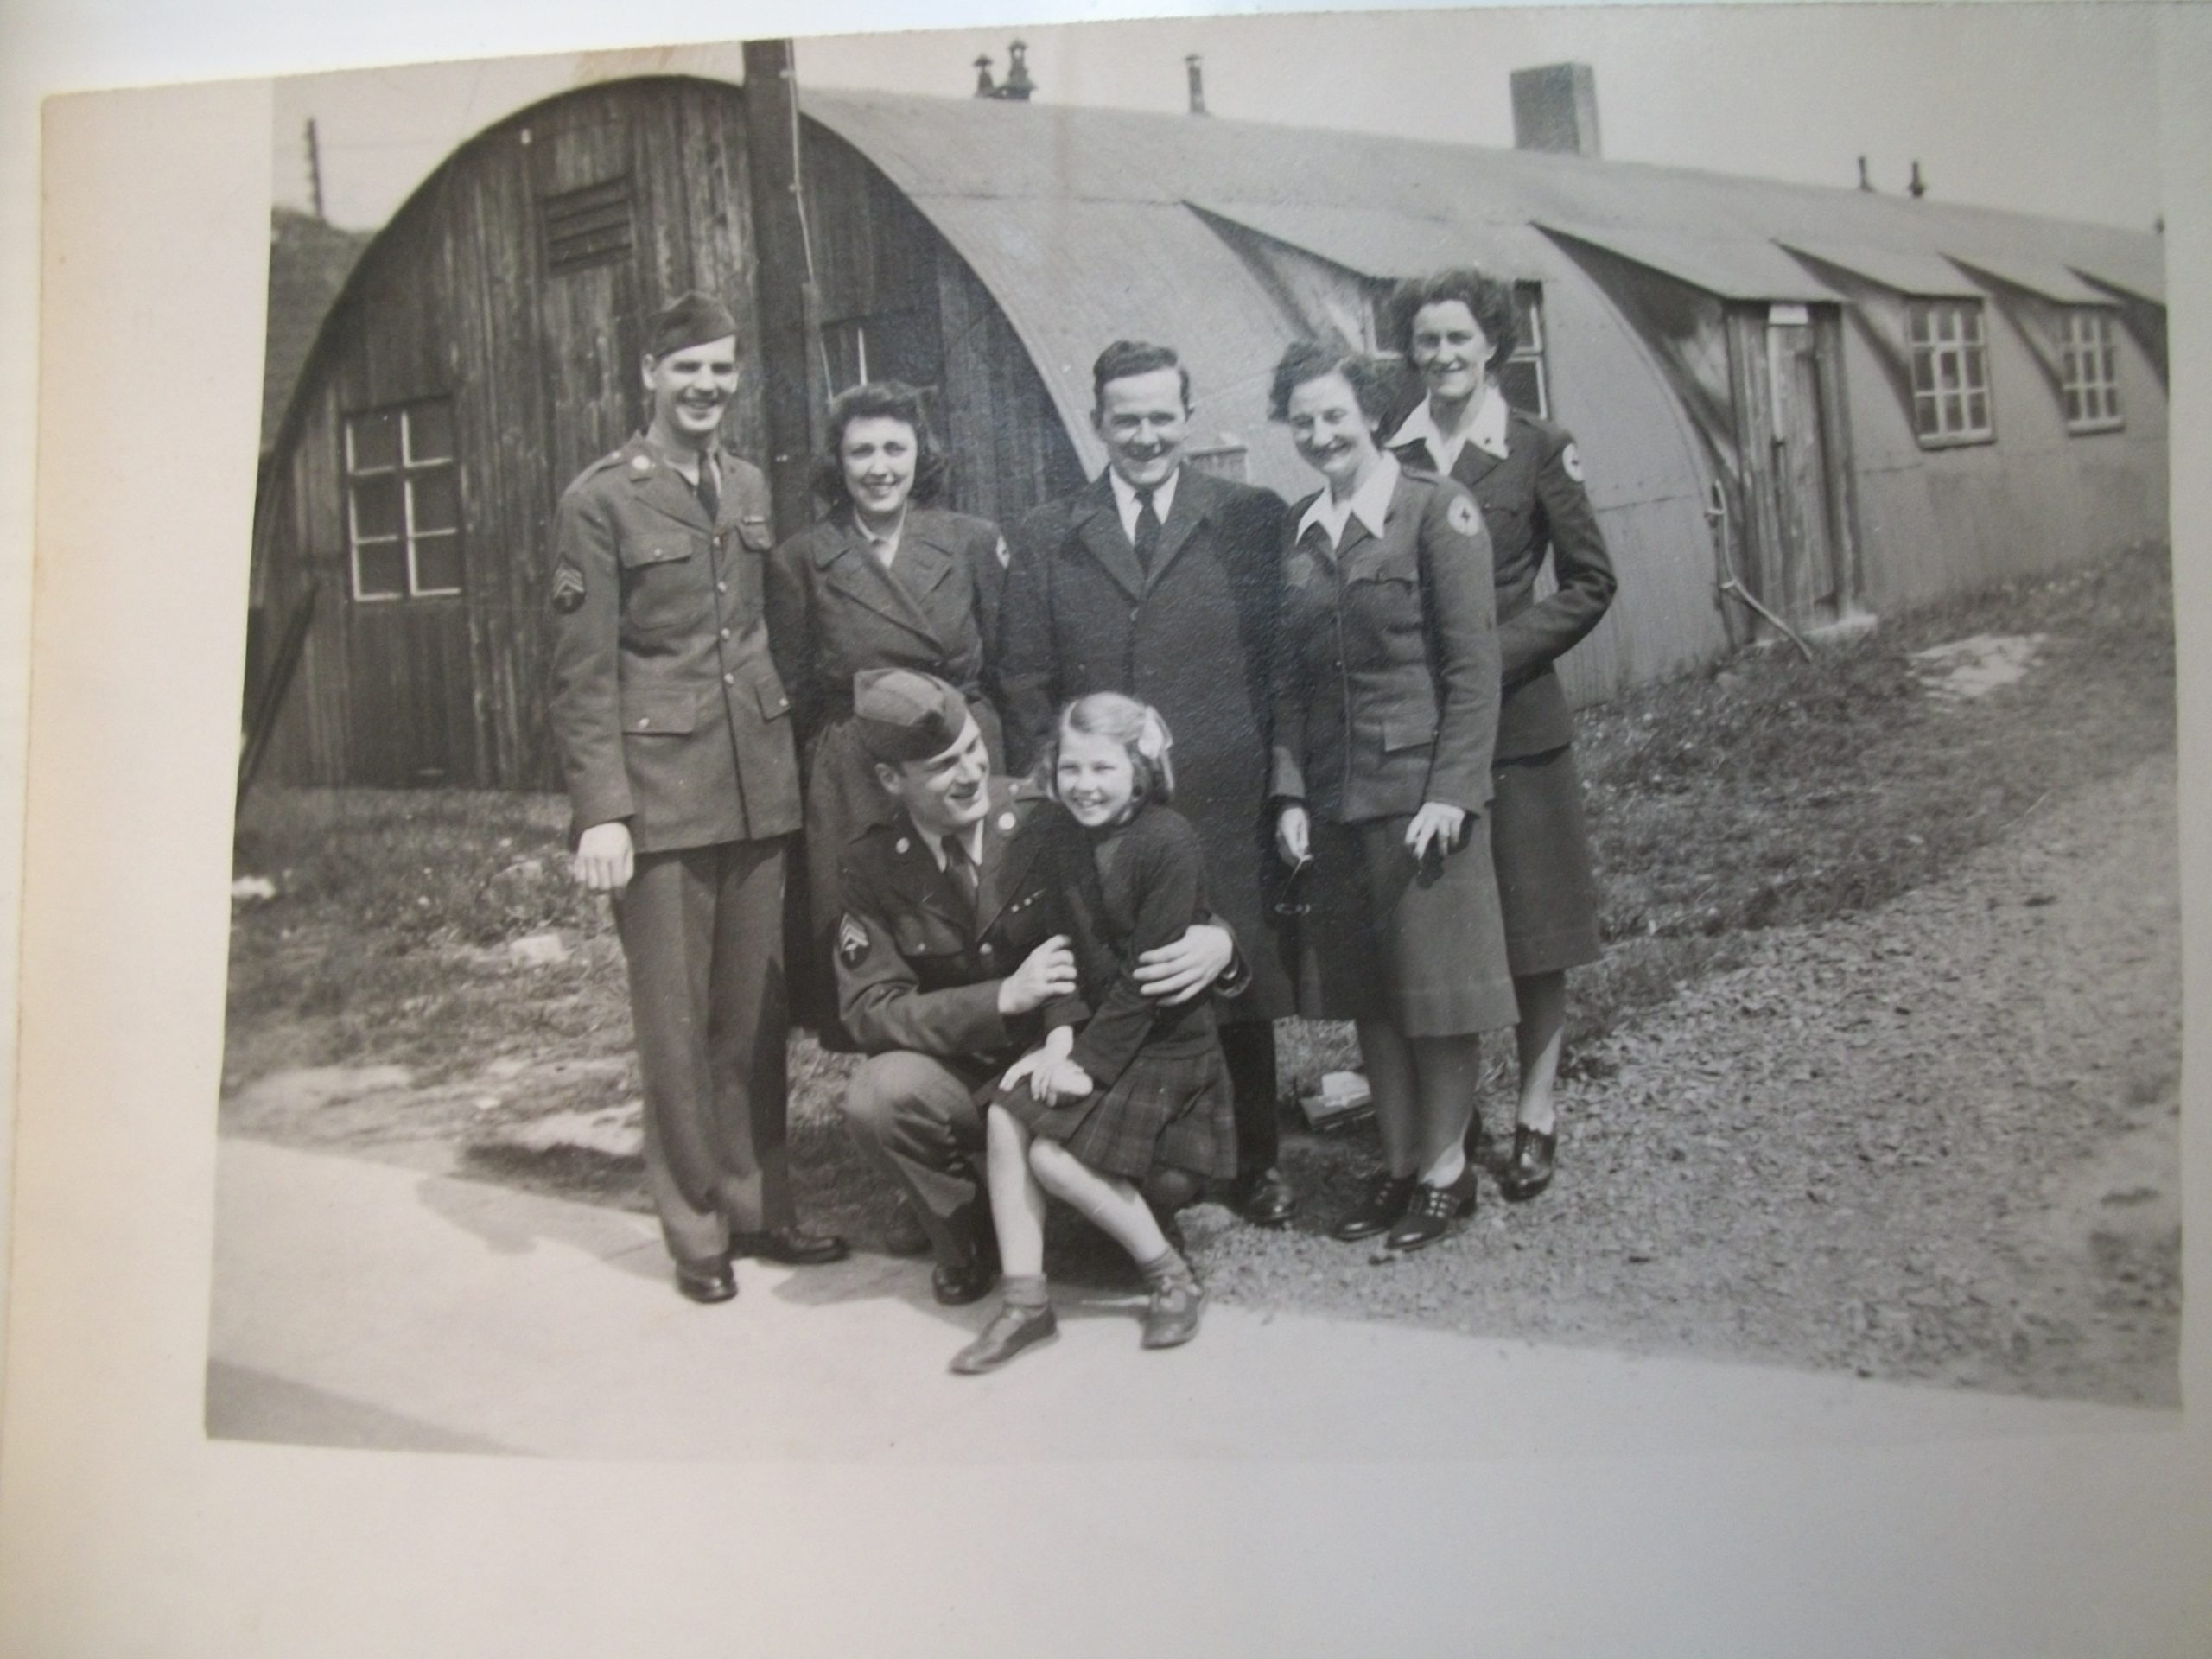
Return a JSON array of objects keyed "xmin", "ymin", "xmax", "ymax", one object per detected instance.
[
  {"xmin": 1001, "ymin": 1274, "xmax": 1050, "ymax": 1310},
  {"xmin": 1135, "ymin": 1249, "xmax": 1192, "ymax": 1292}
]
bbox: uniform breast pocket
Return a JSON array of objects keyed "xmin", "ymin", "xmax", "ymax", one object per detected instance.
[
  {"xmin": 618, "ymin": 537, "xmax": 709, "ymax": 638},
  {"xmin": 1347, "ymin": 551, "xmax": 1427, "ymax": 642},
  {"xmin": 995, "ymin": 887, "xmax": 1055, "ymax": 954}
]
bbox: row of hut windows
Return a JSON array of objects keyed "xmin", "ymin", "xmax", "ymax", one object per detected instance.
[{"xmin": 1908, "ymin": 297, "xmax": 2125, "ymax": 448}]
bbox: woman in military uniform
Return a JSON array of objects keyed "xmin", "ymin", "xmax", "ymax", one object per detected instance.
[
  {"xmin": 766, "ymin": 382, "xmax": 1008, "ymax": 1044},
  {"xmin": 1383, "ymin": 270, "xmax": 1619, "ymax": 1203},
  {"xmin": 1267, "ymin": 342, "xmax": 1519, "ymax": 1254}
]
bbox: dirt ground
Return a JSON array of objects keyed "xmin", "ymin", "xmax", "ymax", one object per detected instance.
[{"xmin": 219, "ymin": 569, "xmax": 2183, "ymax": 1408}]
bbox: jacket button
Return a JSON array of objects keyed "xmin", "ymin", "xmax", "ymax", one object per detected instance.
[
  {"xmin": 979, "ymin": 943, "xmax": 995, "ymax": 957},
  {"xmin": 719, "ymin": 627, "xmax": 731, "ymax": 640},
  {"xmin": 717, "ymin": 581, "xmax": 728, "ymax": 594},
  {"xmin": 723, "ymin": 672, "xmax": 735, "ymax": 685}
]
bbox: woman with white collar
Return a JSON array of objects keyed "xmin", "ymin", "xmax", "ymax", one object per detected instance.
[
  {"xmin": 1382, "ymin": 269, "xmax": 1619, "ymax": 1204},
  {"xmin": 1267, "ymin": 342, "xmax": 1519, "ymax": 1253}
]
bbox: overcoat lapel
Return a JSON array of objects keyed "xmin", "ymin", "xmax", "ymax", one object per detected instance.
[
  {"xmin": 1144, "ymin": 470, "xmax": 1211, "ymax": 590},
  {"xmin": 817, "ymin": 516, "xmax": 950, "ymax": 649},
  {"xmin": 1070, "ymin": 476, "xmax": 1147, "ymax": 601},
  {"xmin": 1451, "ymin": 444, "xmax": 1504, "ymax": 493}
]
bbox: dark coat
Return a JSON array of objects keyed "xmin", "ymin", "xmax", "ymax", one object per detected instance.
[
  {"xmin": 834, "ymin": 779, "xmax": 1066, "ymax": 1065},
  {"xmin": 545, "ymin": 433, "xmax": 798, "ymax": 853},
  {"xmin": 1270, "ymin": 465, "xmax": 1502, "ymax": 823},
  {"xmin": 999, "ymin": 467, "xmax": 1293, "ymax": 1018},
  {"xmin": 1391, "ymin": 406, "xmax": 1617, "ymax": 760}
]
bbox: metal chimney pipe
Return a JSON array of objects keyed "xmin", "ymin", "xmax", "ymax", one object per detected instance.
[{"xmin": 1186, "ymin": 54, "xmax": 1208, "ymax": 116}]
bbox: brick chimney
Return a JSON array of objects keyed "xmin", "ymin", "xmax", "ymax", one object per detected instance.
[{"xmin": 1510, "ymin": 63, "xmax": 1601, "ymax": 158}]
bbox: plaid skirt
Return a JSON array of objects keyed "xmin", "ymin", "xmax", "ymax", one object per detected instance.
[{"xmin": 991, "ymin": 1040, "xmax": 1237, "ymax": 1183}]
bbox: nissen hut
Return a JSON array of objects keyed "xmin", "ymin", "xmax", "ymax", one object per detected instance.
[{"xmin": 249, "ymin": 59, "xmax": 2168, "ymax": 790}]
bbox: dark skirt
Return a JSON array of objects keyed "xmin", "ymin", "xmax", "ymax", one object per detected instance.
[
  {"xmin": 1491, "ymin": 744, "xmax": 1603, "ymax": 977},
  {"xmin": 1294, "ymin": 814, "xmax": 1519, "ymax": 1038},
  {"xmin": 990, "ymin": 1040, "xmax": 1237, "ymax": 1183}
]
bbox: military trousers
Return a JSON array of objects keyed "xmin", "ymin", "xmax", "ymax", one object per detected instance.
[
  {"xmin": 613, "ymin": 837, "xmax": 794, "ymax": 1268},
  {"xmin": 839, "ymin": 1051, "xmax": 995, "ymax": 1270}
]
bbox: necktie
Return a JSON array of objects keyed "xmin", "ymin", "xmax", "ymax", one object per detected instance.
[
  {"xmin": 695, "ymin": 455, "xmax": 720, "ymax": 525},
  {"xmin": 1132, "ymin": 486, "xmax": 1161, "ymax": 574},
  {"xmin": 942, "ymin": 834, "xmax": 980, "ymax": 912}
]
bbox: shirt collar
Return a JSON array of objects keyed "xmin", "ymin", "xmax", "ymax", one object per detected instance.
[
  {"xmin": 1295, "ymin": 452, "xmax": 1401, "ymax": 549},
  {"xmin": 1386, "ymin": 386, "xmax": 1511, "ymax": 471},
  {"xmin": 1107, "ymin": 465, "xmax": 1179, "ymax": 537},
  {"xmin": 641, "ymin": 429, "xmax": 715, "ymax": 486},
  {"xmin": 906, "ymin": 811, "xmax": 985, "ymax": 870}
]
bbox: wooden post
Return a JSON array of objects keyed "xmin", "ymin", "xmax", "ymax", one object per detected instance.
[{"xmin": 743, "ymin": 38, "xmax": 823, "ymax": 538}]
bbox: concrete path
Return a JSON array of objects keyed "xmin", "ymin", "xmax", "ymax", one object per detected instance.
[{"xmin": 207, "ymin": 1137, "xmax": 2168, "ymax": 1461}]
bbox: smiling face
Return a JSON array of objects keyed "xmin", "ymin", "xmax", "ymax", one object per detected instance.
[
  {"xmin": 1286, "ymin": 370, "xmax": 1382, "ymax": 492},
  {"xmin": 839, "ymin": 415, "xmax": 919, "ymax": 526},
  {"xmin": 641, "ymin": 334, "xmax": 740, "ymax": 452},
  {"xmin": 1093, "ymin": 366, "xmax": 1191, "ymax": 492},
  {"xmin": 1054, "ymin": 726, "xmax": 1139, "ymax": 830},
  {"xmin": 875, "ymin": 715, "xmax": 990, "ymax": 839},
  {"xmin": 1408, "ymin": 300, "xmax": 1494, "ymax": 411}
]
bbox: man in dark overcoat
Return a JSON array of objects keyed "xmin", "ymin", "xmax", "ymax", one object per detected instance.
[
  {"xmin": 998, "ymin": 340, "xmax": 1299, "ymax": 1224},
  {"xmin": 546, "ymin": 290, "xmax": 847, "ymax": 1304}
]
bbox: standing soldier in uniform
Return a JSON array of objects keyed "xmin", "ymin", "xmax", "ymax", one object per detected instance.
[
  {"xmin": 834, "ymin": 670, "xmax": 1239, "ymax": 1306},
  {"xmin": 998, "ymin": 340, "xmax": 1299, "ymax": 1227},
  {"xmin": 547, "ymin": 290, "xmax": 848, "ymax": 1305}
]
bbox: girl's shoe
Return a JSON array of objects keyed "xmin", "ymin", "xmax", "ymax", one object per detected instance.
[
  {"xmin": 949, "ymin": 1303, "xmax": 1058, "ymax": 1375},
  {"xmin": 1498, "ymin": 1126, "xmax": 1558, "ymax": 1202},
  {"xmin": 1384, "ymin": 1169, "xmax": 1478, "ymax": 1252},
  {"xmin": 1332, "ymin": 1172, "xmax": 1416, "ymax": 1241},
  {"xmin": 1141, "ymin": 1274, "xmax": 1205, "ymax": 1350}
]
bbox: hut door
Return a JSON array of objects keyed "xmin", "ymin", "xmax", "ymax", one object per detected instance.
[{"xmin": 1753, "ymin": 303, "xmax": 1859, "ymax": 631}]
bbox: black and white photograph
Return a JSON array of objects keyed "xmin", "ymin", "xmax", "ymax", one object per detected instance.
[
  {"xmin": 6, "ymin": 1, "xmax": 2209, "ymax": 1650},
  {"xmin": 205, "ymin": 8, "xmax": 2182, "ymax": 1458}
]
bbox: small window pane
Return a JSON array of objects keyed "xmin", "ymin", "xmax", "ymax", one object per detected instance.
[
  {"xmin": 1944, "ymin": 393, "xmax": 1964, "ymax": 429},
  {"xmin": 406, "ymin": 402, "xmax": 455, "ymax": 463},
  {"xmin": 1909, "ymin": 308, "xmax": 1929, "ymax": 344},
  {"xmin": 356, "ymin": 542, "xmax": 406, "ymax": 599},
  {"xmin": 410, "ymin": 467, "xmax": 460, "ymax": 534},
  {"xmin": 1961, "ymin": 307, "xmax": 1983, "ymax": 343},
  {"xmin": 1911, "ymin": 353, "xmax": 1934, "ymax": 393},
  {"xmin": 2063, "ymin": 389, "xmax": 2082, "ymax": 423},
  {"xmin": 1939, "ymin": 354, "xmax": 1961, "ymax": 391},
  {"xmin": 349, "ymin": 409, "xmax": 399, "ymax": 472},
  {"xmin": 1964, "ymin": 351, "xmax": 1986, "ymax": 391},
  {"xmin": 413, "ymin": 535, "xmax": 463, "ymax": 594},
  {"xmin": 353, "ymin": 474, "xmax": 404, "ymax": 539},
  {"xmin": 1966, "ymin": 392, "xmax": 1988, "ymax": 430}
]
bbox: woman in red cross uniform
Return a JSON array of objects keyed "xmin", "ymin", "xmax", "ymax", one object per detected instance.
[
  {"xmin": 766, "ymin": 382, "xmax": 1009, "ymax": 1046},
  {"xmin": 1383, "ymin": 269, "xmax": 1619, "ymax": 1203}
]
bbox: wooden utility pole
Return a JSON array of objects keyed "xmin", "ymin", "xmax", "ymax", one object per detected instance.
[{"xmin": 742, "ymin": 38, "xmax": 824, "ymax": 540}]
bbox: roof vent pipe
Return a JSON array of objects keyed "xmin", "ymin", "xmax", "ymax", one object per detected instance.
[
  {"xmin": 1001, "ymin": 40, "xmax": 1036, "ymax": 100},
  {"xmin": 1857, "ymin": 156, "xmax": 1874, "ymax": 192},
  {"xmin": 973, "ymin": 54, "xmax": 995, "ymax": 98},
  {"xmin": 1909, "ymin": 160, "xmax": 1928, "ymax": 199},
  {"xmin": 1187, "ymin": 54, "xmax": 1208, "ymax": 116},
  {"xmin": 1510, "ymin": 62, "xmax": 1601, "ymax": 158}
]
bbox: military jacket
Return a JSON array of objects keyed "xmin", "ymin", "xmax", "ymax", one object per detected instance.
[
  {"xmin": 1391, "ymin": 406, "xmax": 1617, "ymax": 760},
  {"xmin": 834, "ymin": 779, "xmax": 1069, "ymax": 1062},
  {"xmin": 545, "ymin": 434, "xmax": 801, "ymax": 853},
  {"xmin": 1270, "ymin": 467, "xmax": 1502, "ymax": 824}
]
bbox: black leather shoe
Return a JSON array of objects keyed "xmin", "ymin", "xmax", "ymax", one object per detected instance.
[
  {"xmin": 1384, "ymin": 1169, "xmax": 1478, "ymax": 1252},
  {"xmin": 1141, "ymin": 1274, "xmax": 1205, "ymax": 1350},
  {"xmin": 1332, "ymin": 1171, "xmax": 1415, "ymax": 1242},
  {"xmin": 1498, "ymin": 1125, "xmax": 1558, "ymax": 1202},
  {"xmin": 674, "ymin": 1260, "xmax": 737, "ymax": 1304},
  {"xmin": 729, "ymin": 1226, "xmax": 850, "ymax": 1267},
  {"xmin": 931, "ymin": 1256, "xmax": 999, "ymax": 1307},
  {"xmin": 1237, "ymin": 1166, "xmax": 1299, "ymax": 1227},
  {"xmin": 950, "ymin": 1303, "xmax": 1058, "ymax": 1375}
]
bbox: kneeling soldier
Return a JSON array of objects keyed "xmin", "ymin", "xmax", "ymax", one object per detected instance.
[{"xmin": 835, "ymin": 670, "xmax": 1241, "ymax": 1306}]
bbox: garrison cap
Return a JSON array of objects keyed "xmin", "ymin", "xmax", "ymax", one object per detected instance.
[
  {"xmin": 853, "ymin": 669, "xmax": 971, "ymax": 764},
  {"xmin": 645, "ymin": 290, "xmax": 739, "ymax": 359}
]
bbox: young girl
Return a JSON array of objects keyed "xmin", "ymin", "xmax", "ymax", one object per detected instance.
[{"xmin": 949, "ymin": 693, "xmax": 1236, "ymax": 1376}]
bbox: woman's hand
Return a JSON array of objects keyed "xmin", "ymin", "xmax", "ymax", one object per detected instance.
[
  {"xmin": 1404, "ymin": 801, "xmax": 1467, "ymax": 863},
  {"xmin": 1275, "ymin": 804, "xmax": 1311, "ymax": 868},
  {"xmin": 1037, "ymin": 1058, "xmax": 1095, "ymax": 1106}
]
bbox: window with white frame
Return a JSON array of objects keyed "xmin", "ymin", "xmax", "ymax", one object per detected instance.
[
  {"xmin": 1367, "ymin": 280, "xmax": 1549, "ymax": 417},
  {"xmin": 2061, "ymin": 308, "xmax": 2124, "ymax": 432},
  {"xmin": 345, "ymin": 399, "xmax": 461, "ymax": 601},
  {"xmin": 1908, "ymin": 299, "xmax": 1993, "ymax": 445}
]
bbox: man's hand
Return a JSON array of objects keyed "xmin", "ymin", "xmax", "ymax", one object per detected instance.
[
  {"xmin": 573, "ymin": 821, "xmax": 635, "ymax": 893},
  {"xmin": 1036, "ymin": 1057, "xmax": 1095, "ymax": 1105},
  {"xmin": 1405, "ymin": 801, "xmax": 1468, "ymax": 864},
  {"xmin": 1275, "ymin": 804, "xmax": 1311, "ymax": 867},
  {"xmin": 1135, "ymin": 922, "xmax": 1235, "ymax": 1007},
  {"xmin": 997, "ymin": 933, "xmax": 1077, "ymax": 1014}
]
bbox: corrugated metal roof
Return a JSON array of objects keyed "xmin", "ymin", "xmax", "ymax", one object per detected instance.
[
  {"xmin": 1948, "ymin": 252, "xmax": 2118, "ymax": 306},
  {"xmin": 1780, "ymin": 240, "xmax": 1982, "ymax": 298},
  {"xmin": 1186, "ymin": 201, "xmax": 1541, "ymax": 281},
  {"xmin": 1541, "ymin": 221, "xmax": 1837, "ymax": 302}
]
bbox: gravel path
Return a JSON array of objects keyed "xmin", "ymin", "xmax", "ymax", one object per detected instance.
[{"xmin": 1200, "ymin": 753, "xmax": 2182, "ymax": 1406}]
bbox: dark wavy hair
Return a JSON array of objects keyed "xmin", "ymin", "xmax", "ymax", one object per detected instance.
[
  {"xmin": 1382, "ymin": 268, "xmax": 1517, "ymax": 369},
  {"xmin": 1091, "ymin": 340, "xmax": 1193, "ymax": 415},
  {"xmin": 1267, "ymin": 341, "xmax": 1399, "ymax": 426},
  {"xmin": 811, "ymin": 381, "xmax": 950, "ymax": 509}
]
